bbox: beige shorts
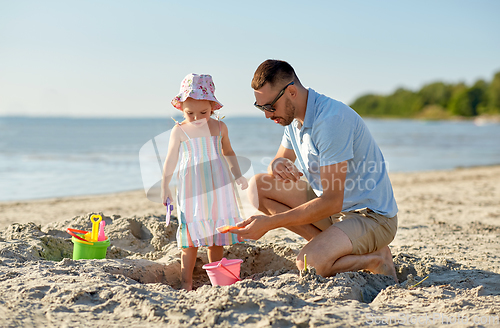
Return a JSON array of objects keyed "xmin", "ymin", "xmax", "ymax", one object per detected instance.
[{"xmin": 306, "ymin": 186, "xmax": 398, "ymax": 255}]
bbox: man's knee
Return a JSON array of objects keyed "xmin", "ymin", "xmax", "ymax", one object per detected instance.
[
  {"xmin": 247, "ymin": 173, "xmax": 275, "ymax": 209},
  {"xmin": 250, "ymin": 173, "xmax": 275, "ymax": 192}
]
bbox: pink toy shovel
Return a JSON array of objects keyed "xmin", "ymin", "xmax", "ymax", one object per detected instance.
[{"xmin": 97, "ymin": 221, "xmax": 106, "ymax": 242}]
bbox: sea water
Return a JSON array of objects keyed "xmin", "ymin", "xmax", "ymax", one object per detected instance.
[{"xmin": 1, "ymin": 116, "xmax": 499, "ymax": 201}]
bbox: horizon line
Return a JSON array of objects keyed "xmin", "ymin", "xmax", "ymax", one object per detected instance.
[{"xmin": 0, "ymin": 113, "xmax": 267, "ymax": 120}]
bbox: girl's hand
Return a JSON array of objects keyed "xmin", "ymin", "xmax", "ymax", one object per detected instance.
[
  {"xmin": 235, "ymin": 176, "xmax": 248, "ymax": 190},
  {"xmin": 161, "ymin": 187, "xmax": 173, "ymax": 206},
  {"xmin": 272, "ymin": 158, "xmax": 303, "ymax": 182}
]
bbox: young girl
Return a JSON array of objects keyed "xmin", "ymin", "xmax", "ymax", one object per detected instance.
[{"xmin": 161, "ymin": 73, "xmax": 248, "ymax": 291}]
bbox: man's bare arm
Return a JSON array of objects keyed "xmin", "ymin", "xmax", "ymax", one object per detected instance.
[{"xmin": 234, "ymin": 161, "xmax": 347, "ymax": 240}]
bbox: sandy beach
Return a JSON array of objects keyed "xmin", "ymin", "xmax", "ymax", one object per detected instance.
[{"xmin": 1, "ymin": 165, "xmax": 499, "ymax": 327}]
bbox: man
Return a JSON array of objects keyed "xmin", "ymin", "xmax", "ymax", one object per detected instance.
[{"xmin": 232, "ymin": 59, "xmax": 399, "ymax": 281}]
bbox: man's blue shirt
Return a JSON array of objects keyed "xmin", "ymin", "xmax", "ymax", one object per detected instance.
[{"xmin": 281, "ymin": 88, "xmax": 398, "ymax": 218}]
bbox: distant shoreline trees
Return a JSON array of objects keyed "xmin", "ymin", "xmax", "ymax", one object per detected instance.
[{"xmin": 350, "ymin": 71, "xmax": 500, "ymax": 119}]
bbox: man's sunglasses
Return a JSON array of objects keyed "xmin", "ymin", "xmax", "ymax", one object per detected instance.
[{"xmin": 254, "ymin": 81, "xmax": 294, "ymax": 113}]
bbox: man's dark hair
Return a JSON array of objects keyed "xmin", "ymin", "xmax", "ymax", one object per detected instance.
[{"xmin": 251, "ymin": 59, "xmax": 300, "ymax": 90}]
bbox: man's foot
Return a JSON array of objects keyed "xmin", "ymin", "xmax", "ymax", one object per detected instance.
[{"xmin": 367, "ymin": 246, "xmax": 399, "ymax": 283}]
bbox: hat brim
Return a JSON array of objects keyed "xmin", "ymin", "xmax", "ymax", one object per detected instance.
[{"xmin": 171, "ymin": 94, "xmax": 223, "ymax": 111}]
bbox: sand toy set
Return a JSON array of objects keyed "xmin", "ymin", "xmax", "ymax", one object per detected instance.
[{"xmin": 66, "ymin": 214, "xmax": 110, "ymax": 260}]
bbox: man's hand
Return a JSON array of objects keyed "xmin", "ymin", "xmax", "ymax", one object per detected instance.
[
  {"xmin": 231, "ymin": 214, "xmax": 273, "ymax": 241},
  {"xmin": 272, "ymin": 158, "xmax": 303, "ymax": 182}
]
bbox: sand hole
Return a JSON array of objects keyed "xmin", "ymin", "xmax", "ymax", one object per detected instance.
[
  {"xmin": 127, "ymin": 219, "xmax": 153, "ymax": 240},
  {"xmin": 105, "ymin": 243, "xmax": 298, "ymax": 290}
]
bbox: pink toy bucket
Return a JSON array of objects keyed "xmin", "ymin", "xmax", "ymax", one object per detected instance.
[{"xmin": 202, "ymin": 258, "xmax": 243, "ymax": 286}]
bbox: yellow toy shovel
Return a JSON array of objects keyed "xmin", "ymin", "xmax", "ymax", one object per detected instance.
[{"xmin": 90, "ymin": 214, "xmax": 102, "ymax": 242}]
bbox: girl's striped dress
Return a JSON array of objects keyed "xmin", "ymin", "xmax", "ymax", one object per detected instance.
[{"xmin": 176, "ymin": 121, "xmax": 242, "ymax": 248}]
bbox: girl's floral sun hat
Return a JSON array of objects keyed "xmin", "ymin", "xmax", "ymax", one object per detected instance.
[{"xmin": 171, "ymin": 73, "xmax": 223, "ymax": 110}]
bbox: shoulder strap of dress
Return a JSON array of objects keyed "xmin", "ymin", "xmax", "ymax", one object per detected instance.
[
  {"xmin": 218, "ymin": 117, "xmax": 222, "ymax": 138},
  {"xmin": 171, "ymin": 117, "xmax": 190, "ymax": 140}
]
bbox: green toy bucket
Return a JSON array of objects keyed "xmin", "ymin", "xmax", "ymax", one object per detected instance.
[{"xmin": 71, "ymin": 236, "xmax": 110, "ymax": 260}]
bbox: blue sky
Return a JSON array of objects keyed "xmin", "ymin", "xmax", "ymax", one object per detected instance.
[{"xmin": 1, "ymin": 0, "xmax": 499, "ymax": 118}]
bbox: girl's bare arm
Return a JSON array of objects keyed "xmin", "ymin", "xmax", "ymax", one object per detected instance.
[
  {"xmin": 161, "ymin": 125, "xmax": 182, "ymax": 203},
  {"xmin": 220, "ymin": 121, "xmax": 244, "ymax": 180}
]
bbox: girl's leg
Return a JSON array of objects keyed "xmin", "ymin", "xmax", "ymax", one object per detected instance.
[
  {"xmin": 207, "ymin": 246, "xmax": 224, "ymax": 263},
  {"xmin": 180, "ymin": 247, "xmax": 198, "ymax": 291}
]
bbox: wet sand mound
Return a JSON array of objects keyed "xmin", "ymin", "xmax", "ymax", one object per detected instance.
[{"xmin": 1, "ymin": 204, "xmax": 500, "ymax": 326}]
